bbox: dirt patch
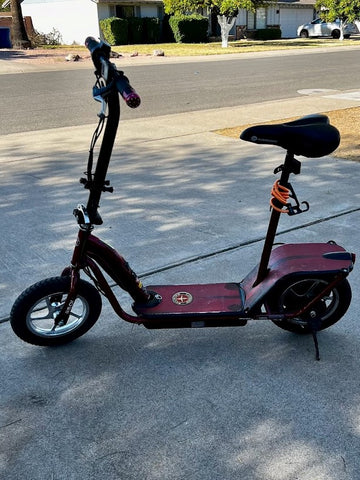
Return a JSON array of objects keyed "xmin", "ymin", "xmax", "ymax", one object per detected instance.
[
  {"xmin": 0, "ymin": 47, "xmax": 92, "ymax": 64},
  {"xmin": 215, "ymin": 107, "xmax": 360, "ymax": 162}
]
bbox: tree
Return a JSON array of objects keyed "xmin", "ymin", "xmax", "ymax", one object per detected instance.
[
  {"xmin": 315, "ymin": 0, "xmax": 360, "ymax": 40},
  {"xmin": 10, "ymin": 0, "xmax": 30, "ymax": 48},
  {"xmin": 163, "ymin": 0, "xmax": 267, "ymax": 47}
]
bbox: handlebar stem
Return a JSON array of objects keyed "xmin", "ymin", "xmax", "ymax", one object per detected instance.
[{"xmin": 86, "ymin": 86, "xmax": 120, "ymax": 225}]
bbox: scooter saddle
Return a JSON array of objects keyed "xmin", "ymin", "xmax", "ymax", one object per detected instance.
[{"xmin": 240, "ymin": 114, "xmax": 340, "ymax": 158}]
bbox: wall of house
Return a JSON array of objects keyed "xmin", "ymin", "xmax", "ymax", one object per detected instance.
[
  {"xmin": 21, "ymin": 0, "xmax": 100, "ymax": 45},
  {"xmin": 98, "ymin": 3, "xmax": 161, "ymax": 20},
  {"xmin": 267, "ymin": 5, "xmax": 280, "ymax": 26},
  {"xmin": 97, "ymin": 4, "xmax": 111, "ymax": 21},
  {"xmin": 235, "ymin": 5, "xmax": 314, "ymax": 38},
  {"xmin": 140, "ymin": 5, "xmax": 159, "ymax": 18}
]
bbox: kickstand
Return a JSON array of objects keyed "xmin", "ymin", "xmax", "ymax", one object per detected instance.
[
  {"xmin": 311, "ymin": 330, "xmax": 320, "ymax": 361},
  {"xmin": 308, "ymin": 317, "xmax": 321, "ymax": 361}
]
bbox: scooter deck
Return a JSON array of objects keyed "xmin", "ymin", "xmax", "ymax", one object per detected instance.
[
  {"xmin": 134, "ymin": 283, "xmax": 246, "ymax": 327},
  {"xmin": 134, "ymin": 242, "xmax": 354, "ymax": 329}
]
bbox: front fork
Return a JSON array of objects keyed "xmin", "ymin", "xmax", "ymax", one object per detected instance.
[
  {"xmin": 56, "ymin": 226, "xmax": 87, "ymax": 326},
  {"xmin": 59, "ymin": 209, "xmax": 157, "ymax": 324}
]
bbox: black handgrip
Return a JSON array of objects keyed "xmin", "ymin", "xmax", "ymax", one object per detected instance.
[
  {"xmin": 115, "ymin": 72, "xmax": 141, "ymax": 109},
  {"xmin": 85, "ymin": 36, "xmax": 101, "ymax": 53}
]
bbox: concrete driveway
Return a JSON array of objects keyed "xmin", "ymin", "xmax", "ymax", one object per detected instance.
[{"xmin": 1, "ymin": 62, "xmax": 360, "ymax": 479}]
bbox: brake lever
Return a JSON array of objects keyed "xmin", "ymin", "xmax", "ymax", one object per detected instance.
[
  {"xmin": 92, "ymin": 82, "xmax": 113, "ymax": 117},
  {"xmin": 100, "ymin": 57, "xmax": 109, "ymax": 82},
  {"xmin": 94, "ymin": 96, "xmax": 107, "ymax": 118}
]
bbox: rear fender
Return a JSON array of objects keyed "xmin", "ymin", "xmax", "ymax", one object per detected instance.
[{"xmin": 241, "ymin": 242, "xmax": 354, "ymax": 312}]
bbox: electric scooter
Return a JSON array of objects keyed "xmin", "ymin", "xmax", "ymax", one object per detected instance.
[{"xmin": 10, "ymin": 38, "xmax": 355, "ymax": 360}]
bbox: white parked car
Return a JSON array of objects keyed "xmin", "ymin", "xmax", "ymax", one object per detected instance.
[{"xmin": 297, "ymin": 18, "xmax": 357, "ymax": 39}]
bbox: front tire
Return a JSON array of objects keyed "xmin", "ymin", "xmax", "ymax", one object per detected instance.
[
  {"xmin": 300, "ymin": 30, "xmax": 309, "ymax": 38},
  {"xmin": 332, "ymin": 29, "xmax": 340, "ymax": 39},
  {"xmin": 10, "ymin": 276, "xmax": 102, "ymax": 346},
  {"xmin": 268, "ymin": 277, "xmax": 351, "ymax": 334}
]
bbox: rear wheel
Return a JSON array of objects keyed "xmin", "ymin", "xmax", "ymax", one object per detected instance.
[
  {"xmin": 268, "ymin": 277, "xmax": 351, "ymax": 334},
  {"xmin": 10, "ymin": 276, "xmax": 102, "ymax": 346},
  {"xmin": 332, "ymin": 29, "xmax": 340, "ymax": 39}
]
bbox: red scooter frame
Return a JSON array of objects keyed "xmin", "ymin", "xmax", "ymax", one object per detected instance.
[{"xmin": 10, "ymin": 38, "xmax": 355, "ymax": 360}]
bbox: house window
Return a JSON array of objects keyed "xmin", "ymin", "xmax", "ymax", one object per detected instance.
[
  {"xmin": 157, "ymin": 6, "xmax": 164, "ymax": 20},
  {"xmin": 115, "ymin": 5, "xmax": 140, "ymax": 18},
  {"xmin": 247, "ymin": 11, "xmax": 255, "ymax": 29},
  {"xmin": 256, "ymin": 8, "xmax": 266, "ymax": 29}
]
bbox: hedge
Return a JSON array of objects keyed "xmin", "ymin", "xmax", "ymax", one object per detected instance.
[
  {"xmin": 144, "ymin": 17, "xmax": 161, "ymax": 43},
  {"xmin": 100, "ymin": 16, "xmax": 161, "ymax": 45},
  {"xmin": 169, "ymin": 14, "xmax": 208, "ymax": 43},
  {"xmin": 128, "ymin": 17, "xmax": 143, "ymax": 44},
  {"xmin": 100, "ymin": 17, "xmax": 128, "ymax": 45},
  {"xmin": 253, "ymin": 28, "xmax": 282, "ymax": 40}
]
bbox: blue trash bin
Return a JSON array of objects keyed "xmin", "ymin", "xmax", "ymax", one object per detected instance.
[{"xmin": 0, "ymin": 28, "xmax": 12, "ymax": 48}]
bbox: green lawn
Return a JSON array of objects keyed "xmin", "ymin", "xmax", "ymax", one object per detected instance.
[
  {"xmin": 45, "ymin": 37, "xmax": 360, "ymax": 57},
  {"xmin": 112, "ymin": 38, "xmax": 360, "ymax": 56}
]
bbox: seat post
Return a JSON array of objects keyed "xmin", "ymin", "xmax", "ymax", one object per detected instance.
[{"xmin": 252, "ymin": 151, "xmax": 299, "ymax": 287}]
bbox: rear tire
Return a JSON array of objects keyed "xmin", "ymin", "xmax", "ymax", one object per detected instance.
[
  {"xmin": 267, "ymin": 277, "xmax": 351, "ymax": 334},
  {"xmin": 10, "ymin": 276, "xmax": 102, "ymax": 346},
  {"xmin": 332, "ymin": 29, "xmax": 340, "ymax": 39}
]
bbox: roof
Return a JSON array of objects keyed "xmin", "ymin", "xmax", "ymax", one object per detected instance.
[
  {"xmin": 278, "ymin": 0, "xmax": 315, "ymax": 4},
  {"xmin": 95, "ymin": 0, "xmax": 162, "ymax": 3},
  {"xmin": 3, "ymin": 0, "xmax": 316, "ymax": 5}
]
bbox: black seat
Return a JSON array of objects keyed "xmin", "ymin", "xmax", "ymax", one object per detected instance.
[{"xmin": 240, "ymin": 114, "xmax": 340, "ymax": 158}]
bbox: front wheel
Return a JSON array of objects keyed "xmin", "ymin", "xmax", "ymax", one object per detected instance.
[
  {"xmin": 300, "ymin": 30, "xmax": 309, "ymax": 38},
  {"xmin": 10, "ymin": 276, "xmax": 102, "ymax": 346},
  {"xmin": 268, "ymin": 277, "xmax": 351, "ymax": 334}
]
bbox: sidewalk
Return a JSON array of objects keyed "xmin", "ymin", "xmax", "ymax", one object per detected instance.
[
  {"xmin": 2, "ymin": 43, "xmax": 360, "ymax": 74},
  {"xmin": 1, "ymin": 54, "xmax": 360, "ymax": 479}
]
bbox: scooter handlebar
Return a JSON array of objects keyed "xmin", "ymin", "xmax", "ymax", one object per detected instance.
[
  {"xmin": 85, "ymin": 36, "xmax": 110, "ymax": 72},
  {"xmin": 85, "ymin": 36, "xmax": 102, "ymax": 54},
  {"xmin": 85, "ymin": 36, "xmax": 141, "ymax": 109}
]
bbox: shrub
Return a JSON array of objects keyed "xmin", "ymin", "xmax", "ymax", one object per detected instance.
[
  {"xmin": 30, "ymin": 28, "xmax": 63, "ymax": 46},
  {"xmin": 143, "ymin": 17, "xmax": 161, "ymax": 43},
  {"xmin": 169, "ymin": 14, "xmax": 208, "ymax": 43},
  {"xmin": 128, "ymin": 17, "xmax": 143, "ymax": 44},
  {"xmin": 100, "ymin": 17, "xmax": 128, "ymax": 45},
  {"xmin": 253, "ymin": 28, "xmax": 282, "ymax": 40}
]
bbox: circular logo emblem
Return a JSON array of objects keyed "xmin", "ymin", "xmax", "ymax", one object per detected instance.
[{"xmin": 172, "ymin": 292, "xmax": 193, "ymax": 306}]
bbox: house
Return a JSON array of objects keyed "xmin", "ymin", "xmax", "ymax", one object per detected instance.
[
  {"xmin": 235, "ymin": 0, "xmax": 315, "ymax": 38},
  {"xmin": 3, "ymin": 0, "xmax": 315, "ymax": 45},
  {"xmin": 2, "ymin": 0, "xmax": 163, "ymax": 45}
]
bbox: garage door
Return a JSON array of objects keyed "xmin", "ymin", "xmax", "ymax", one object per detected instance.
[{"xmin": 280, "ymin": 8, "xmax": 314, "ymax": 38}]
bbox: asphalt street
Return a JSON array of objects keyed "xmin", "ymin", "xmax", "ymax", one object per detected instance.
[
  {"xmin": 1, "ymin": 47, "xmax": 360, "ymax": 479},
  {"xmin": 2, "ymin": 47, "xmax": 360, "ymax": 133}
]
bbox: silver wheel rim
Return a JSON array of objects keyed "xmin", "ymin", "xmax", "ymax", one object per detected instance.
[
  {"xmin": 279, "ymin": 279, "xmax": 339, "ymax": 322},
  {"xmin": 26, "ymin": 290, "xmax": 89, "ymax": 338}
]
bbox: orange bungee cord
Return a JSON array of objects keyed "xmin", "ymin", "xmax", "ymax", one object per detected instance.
[{"xmin": 270, "ymin": 179, "xmax": 291, "ymax": 213}]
